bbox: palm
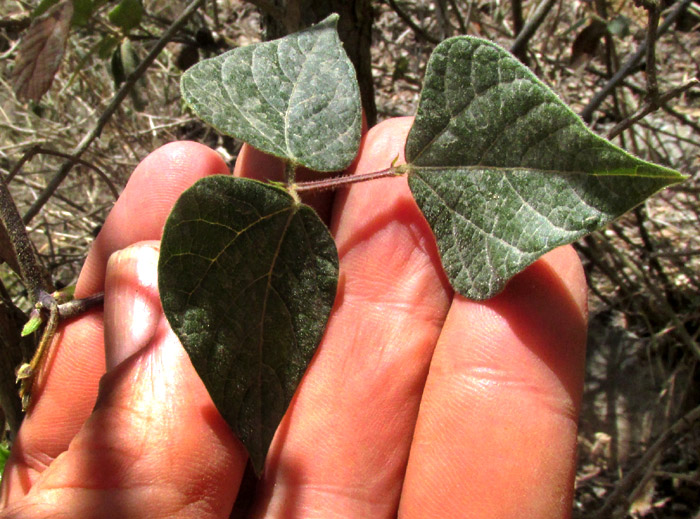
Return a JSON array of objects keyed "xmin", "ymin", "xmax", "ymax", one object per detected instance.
[{"xmin": 0, "ymin": 118, "xmax": 587, "ymax": 519}]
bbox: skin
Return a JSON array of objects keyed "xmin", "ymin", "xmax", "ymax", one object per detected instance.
[{"xmin": 0, "ymin": 117, "xmax": 587, "ymax": 519}]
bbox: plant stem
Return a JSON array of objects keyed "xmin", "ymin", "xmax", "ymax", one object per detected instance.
[
  {"xmin": 643, "ymin": 1, "xmax": 661, "ymax": 101},
  {"xmin": 509, "ymin": 0, "xmax": 557, "ymax": 60},
  {"xmin": 580, "ymin": 0, "xmax": 693, "ymax": 122},
  {"xmin": 448, "ymin": 0, "xmax": 467, "ymax": 34},
  {"xmin": 284, "ymin": 162, "xmax": 297, "ymax": 185},
  {"xmin": 607, "ymin": 79, "xmax": 698, "ymax": 139},
  {"xmin": 57, "ymin": 292, "xmax": 104, "ymax": 320},
  {"xmin": 17, "ymin": 300, "xmax": 58, "ymax": 410},
  {"xmin": 386, "ymin": 0, "xmax": 440, "ymax": 44},
  {"xmin": 0, "ymin": 182, "xmax": 53, "ymax": 303},
  {"xmin": 5, "ymin": 146, "xmax": 119, "ymax": 199},
  {"xmin": 16, "ymin": 292, "xmax": 104, "ymax": 410},
  {"xmin": 21, "ymin": 0, "xmax": 206, "ymax": 225},
  {"xmin": 294, "ymin": 166, "xmax": 404, "ymax": 193},
  {"xmin": 591, "ymin": 404, "xmax": 700, "ymax": 519}
]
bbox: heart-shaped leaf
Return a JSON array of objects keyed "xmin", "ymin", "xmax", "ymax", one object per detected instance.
[
  {"xmin": 158, "ymin": 176, "xmax": 338, "ymax": 474},
  {"xmin": 406, "ymin": 36, "xmax": 686, "ymax": 300},
  {"xmin": 180, "ymin": 14, "xmax": 361, "ymax": 172}
]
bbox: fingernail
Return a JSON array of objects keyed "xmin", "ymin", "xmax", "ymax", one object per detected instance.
[{"xmin": 104, "ymin": 243, "xmax": 161, "ymax": 370}]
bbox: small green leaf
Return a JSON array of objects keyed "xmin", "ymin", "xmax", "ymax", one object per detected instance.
[
  {"xmin": 180, "ymin": 14, "xmax": 361, "ymax": 172},
  {"xmin": 71, "ymin": 0, "xmax": 94, "ymax": 27},
  {"xmin": 406, "ymin": 36, "xmax": 686, "ymax": 300},
  {"xmin": 110, "ymin": 38, "xmax": 146, "ymax": 109},
  {"xmin": 607, "ymin": 15, "xmax": 631, "ymax": 38},
  {"xmin": 98, "ymin": 35, "xmax": 119, "ymax": 60},
  {"xmin": 21, "ymin": 311, "xmax": 42, "ymax": 337},
  {"xmin": 0, "ymin": 442, "xmax": 10, "ymax": 482},
  {"xmin": 108, "ymin": 0, "xmax": 143, "ymax": 34},
  {"xmin": 158, "ymin": 176, "xmax": 338, "ymax": 474},
  {"xmin": 52, "ymin": 285, "xmax": 75, "ymax": 304}
]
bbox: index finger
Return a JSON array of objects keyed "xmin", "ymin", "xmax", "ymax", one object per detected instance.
[{"xmin": 1, "ymin": 142, "xmax": 230, "ymax": 503}]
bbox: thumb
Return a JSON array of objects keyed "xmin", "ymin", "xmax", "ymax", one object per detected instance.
[{"xmin": 3, "ymin": 243, "xmax": 247, "ymax": 519}]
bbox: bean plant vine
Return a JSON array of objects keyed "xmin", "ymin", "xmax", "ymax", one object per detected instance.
[{"xmin": 155, "ymin": 14, "xmax": 686, "ymax": 474}]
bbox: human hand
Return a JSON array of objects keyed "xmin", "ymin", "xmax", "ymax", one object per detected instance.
[{"xmin": 0, "ymin": 118, "xmax": 587, "ymax": 519}]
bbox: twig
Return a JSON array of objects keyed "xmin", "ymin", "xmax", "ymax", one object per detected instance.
[
  {"xmin": 580, "ymin": 0, "xmax": 694, "ymax": 122},
  {"xmin": 211, "ymin": 0, "xmax": 220, "ymax": 31},
  {"xmin": 643, "ymin": 1, "xmax": 661, "ymax": 100},
  {"xmin": 591, "ymin": 404, "xmax": 700, "ymax": 519},
  {"xmin": 21, "ymin": 0, "xmax": 207, "ymax": 225},
  {"xmin": 0, "ymin": 182, "xmax": 53, "ymax": 303},
  {"xmin": 15, "ymin": 291, "xmax": 103, "ymax": 410},
  {"xmin": 662, "ymin": 102, "xmax": 700, "ymax": 134},
  {"xmin": 448, "ymin": 0, "xmax": 467, "ymax": 34},
  {"xmin": 245, "ymin": 0, "xmax": 287, "ymax": 30},
  {"xmin": 435, "ymin": 0, "xmax": 450, "ymax": 40},
  {"xmin": 5, "ymin": 146, "xmax": 120, "ymax": 200},
  {"xmin": 593, "ymin": 230, "xmax": 700, "ymax": 361},
  {"xmin": 464, "ymin": 1, "xmax": 475, "ymax": 34},
  {"xmin": 607, "ymin": 79, "xmax": 699, "ymax": 138},
  {"xmin": 386, "ymin": 0, "xmax": 441, "ymax": 44},
  {"xmin": 594, "ymin": 0, "xmax": 625, "ymax": 134},
  {"xmin": 511, "ymin": 0, "xmax": 524, "ymax": 38},
  {"xmin": 17, "ymin": 300, "xmax": 58, "ymax": 410},
  {"xmin": 633, "ymin": 205, "xmax": 674, "ymax": 295},
  {"xmin": 57, "ymin": 293, "xmax": 104, "ymax": 320},
  {"xmin": 509, "ymin": 0, "xmax": 557, "ymax": 59}
]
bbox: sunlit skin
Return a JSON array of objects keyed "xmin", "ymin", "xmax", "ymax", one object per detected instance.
[{"xmin": 0, "ymin": 117, "xmax": 587, "ymax": 519}]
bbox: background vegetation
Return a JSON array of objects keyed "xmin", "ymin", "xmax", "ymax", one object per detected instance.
[{"xmin": 1, "ymin": 0, "xmax": 698, "ymax": 517}]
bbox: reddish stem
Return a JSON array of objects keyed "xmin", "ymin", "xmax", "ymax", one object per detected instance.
[{"xmin": 294, "ymin": 166, "xmax": 405, "ymax": 193}]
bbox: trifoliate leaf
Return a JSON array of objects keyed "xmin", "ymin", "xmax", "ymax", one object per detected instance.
[
  {"xmin": 180, "ymin": 14, "xmax": 361, "ymax": 172},
  {"xmin": 158, "ymin": 176, "xmax": 338, "ymax": 474},
  {"xmin": 406, "ymin": 36, "xmax": 686, "ymax": 300}
]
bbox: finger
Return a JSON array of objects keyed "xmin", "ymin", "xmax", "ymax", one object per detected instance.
[
  {"xmin": 78, "ymin": 141, "xmax": 231, "ymax": 297},
  {"xmin": 2, "ymin": 244, "xmax": 246, "ymax": 518},
  {"xmin": 1, "ymin": 142, "xmax": 229, "ymax": 503},
  {"xmin": 249, "ymin": 117, "xmax": 454, "ymax": 518},
  {"xmin": 399, "ymin": 245, "xmax": 588, "ymax": 518}
]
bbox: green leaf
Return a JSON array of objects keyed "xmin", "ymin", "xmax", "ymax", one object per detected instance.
[
  {"xmin": 158, "ymin": 176, "xmax": 338, "ymax": 474},
  {"xmin": 0, "ymin": 442, "xmax": 10, "ymax": 482},
  {"xmin": 607, "ymin": 15, "xmax": 631, "ymax": 38},
  {"xmin": 21, "ymin": 311, "xmax": 42, "ymax": 337},
  {"xmin": 406, "ymin": 36, "xmax": 686, "ymax": 300},
  {"xmin": 110, "ymin": 38, "xmax": 146, "ymax": 109},
  {"xmin": 108, "ymin": 0, "xmax": 143, "ymax": 33},
  {"xmin": 71, "ymin": 0, "xmax": 94, "ymax": 27},
  {"xmin": 180, "ymin": 14, "xmax": 361, "ymax": 172},
  {"xmin": 98, "ymin": 34, "xmax": 119, "ymax": 60}
]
